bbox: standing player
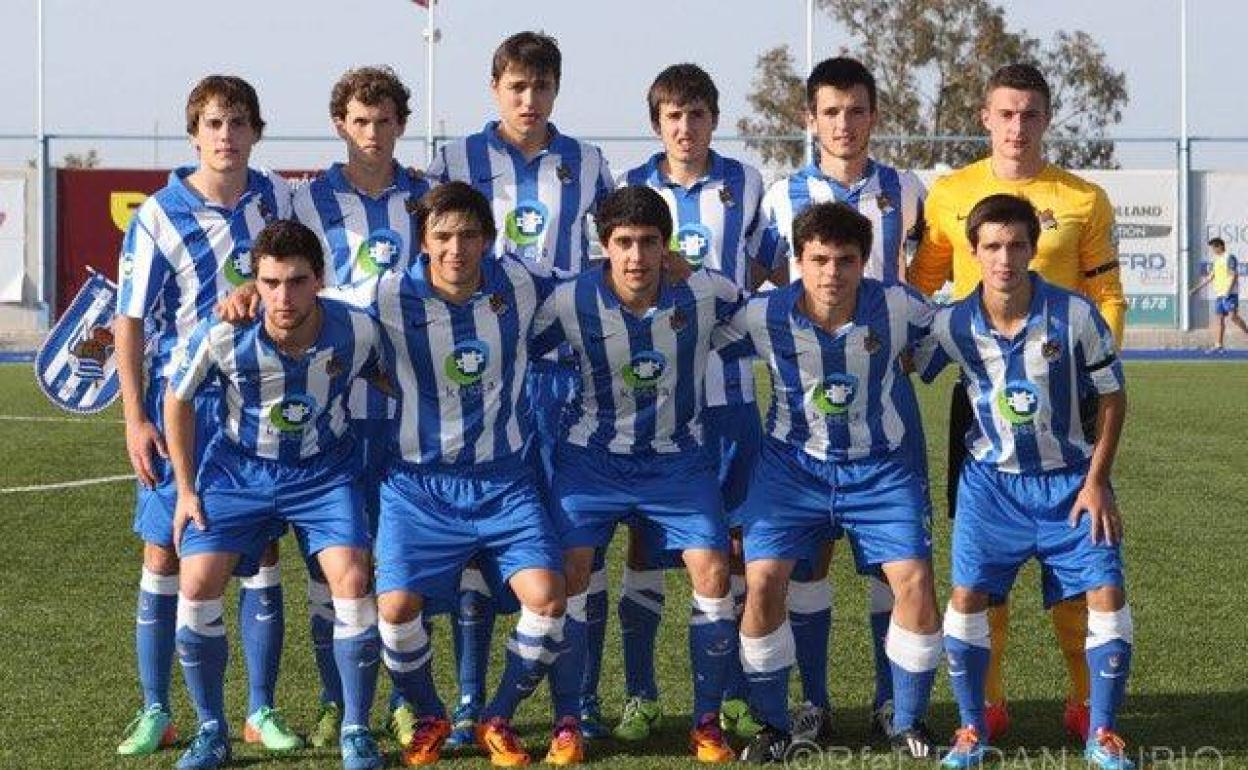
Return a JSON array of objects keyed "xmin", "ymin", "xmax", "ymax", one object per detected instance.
[
  {"xmin": 917, "ymin": 194, "xmax": 1136, "ymax": 770},
  {"xmin": 610, "ymin": 62, "xmax": 786, "ymax": 743},
  {"xmin": 427, "ymin": 30, "xmax": 615, "ymax": 743},
  {"xmin": 291, "ymin": 65, "xmax": 432, "ymax": 748},
  {"xmin": 1190, "ymin": 237, "xmax": 1247, "ymax": 352},
  {"xmin": 761, "ymin": 55, "xmax": 927, "ymax": 740},
  {"xmin": 719, "ymin": 202, "xmax": 942, "ymax": 763},
  {"xmin": 531, "ymin": 185, "xmax": 743, "ymax": 764},
  {"xmin": 909, "ymin": 62, "xmax": 1128, "ymax": 740},
  {"xmin": 165, "ymin": 221, "xmax": 385, "ymax": 770},
  {"xmin": 114, "ymin": 75, "xmax": 298, "ymax": 757}
]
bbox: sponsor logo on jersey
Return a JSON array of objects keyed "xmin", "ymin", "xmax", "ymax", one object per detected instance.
[
  {"xmin": 270, "ymin": 394, "xmax": 318, "ymax": 432},
  {"xmin": 445, "ymin": 340, "xmax": 490, "ymax": 386},
  {"xmin": 671, "ymin": 223, "xmax": 713, "ymax": 268},
  {"xmin": 813, "ymin": 372, "xmax": 858, "ymax": 416},
  {"xmin": 997, "ymin": 380, "xmax": 1041, "ymax": 425},
  {"xmin": 505, "ymin": 200, "xmax": 550, "ymax": 246},
  {"xmin": 223, "ymin": 244, "xmax": 254, "ymax": 286},
  {"xmin": 621, "ymin": 350, "xmax": 667, "ymax": 389},
  {"xmin": 356, "ymin": 228, "xmax": 404, "ymax": 276}
]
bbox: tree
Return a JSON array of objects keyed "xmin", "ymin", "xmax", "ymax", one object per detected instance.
[{"xmin": 737, "ymin": 0, "xmax": 1128, "ymax": 170}]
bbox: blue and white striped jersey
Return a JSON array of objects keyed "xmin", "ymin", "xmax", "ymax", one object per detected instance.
[
  {"xmin": 763, "ymin": 159, "xmax": 924, "ymax": 285},
  {"xmin": 116, "ymin": 166, "xmax": 292, "ymax": 387},
  {"xmin": 716, "ymin": 279, "xmax": 934, "ymax": 462},
  {"xmin": 916, "ymin": 274, "xmax": 1124, "ymax": 474},
  {"xmin": 346, "ymin": 254, "xmax": 558, "ymax": 466},
  {"xmin": 428, "ymin": 121, "xmax": 613, "ymax": 273},
  {"xmin": 531, "ymin": 268, "xmax": 743, "ymax": 455},
  {"xmin": 169, "ymin": 297, "xmax": 382, "ymax": 463},
  {"xmin": 621, "ymin": 150, "xmax": 784, "ymax": 407},
  {"xmin": 292, "ymin": 162, "xmax": 432, "ymax": 420}
]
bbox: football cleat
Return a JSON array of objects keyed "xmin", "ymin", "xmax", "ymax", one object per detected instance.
[
  {"xmin": 244, "ymin": 706, "xmax": 303, "ymax": 751},
  {"xmin": 868, "ymin": 700, "xmax": 894, "ymax": 744},
  {"xmin": 719, "ymin": 698, "xmax": 763, "ymax": 739},
  {"xmin": 444, "ymin": 701, "xmax": 479, "ymax": 749},
  {"xmin": 176, "ymin": 720, "xmax": 230, "ymax": 770},
  {"xmin": 1064, "ymin": 699, "xmax": 1091, "ymax": 741},
  {"xmin": 340, "ymin": 725, "xmax": 384, "ymax": 770},
  {"xmin": 789, "ymin": 702, "xmax": 835, "ymax": 747},
  {"xmin": 475, "ymin": 716, "xmax": 531, "ymax": 767},
  {"xmin": 890, "ymin": 720, "xmax": 937, "ymax": 759},
  {"xmin": 613, "ymin": 696, "xmax": 662, "ymax": 741},
  {"xmin": 940, "ymin": 725, "xmax": 987, "ymax": 769},
  {"xmin": 1085, "ymin": 728, "xmax": 1137, "ymax": 770},
  {"xmin": 389, "ymin": 702, "xmax": 418, "ymax": 748},
  {"xmin": 400, "ymin": 716, "xmax": 452, "ymax": 767},
  {"xmin": 690, "ymin": 712, "xmax": 735, "ymax": 763},
  {"xmin": 117, "ymin": 703, "xmax": 177, "ymax": 756},
  {"xmin": 577, "ymin": 694, "xmax": 610, "ymax": 740},
  {"xmin": 984, "ymin": 700, "xmax": 1010, "ymax": 741},
  {"xmin": 544, "ymin": 717, "xmax": 585, "ymax": 766},
  {"xmin": 738, "ymin": 723, "xmax": 794, "ymax": 764}
]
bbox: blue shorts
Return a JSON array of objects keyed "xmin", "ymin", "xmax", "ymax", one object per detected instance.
[
  {"xmin": 353, "ymin": 417, "xmax": 393, "ymax": 535},
  {"xmin": 740, "ymin": 439, "xmax": 932, "ymax": 575},
  {"xmin": 703, "ymin": 401, "xmax": 763, "ymax": 523},
  {"xmin": 953, "ymin": 460, "xmax": 1125, "ymax": 604},
  {"xmin": 1215, "ymin": 293, "xmax": 1239, "ymax": 315},
  {"xmin": 179, "ymin": 438, "xmax": 369, "ymax": 576},
  {"xmin": 375, "ymin": 455, "xmax": 562, "ymax": 613},
  {"xmin": 894, "ymin": 376, "xmax": 933, "ymax": 518},
  {"xmin": 132, "ymin": 384, "xmax": 221, "ymax": 547},
  {"xmin": 553, "ymin": 443, "xmax": 728, "ymax": 553},
  {"xmin": 526, "ymin": 358, "xmax": 580, "ymax": 486}
]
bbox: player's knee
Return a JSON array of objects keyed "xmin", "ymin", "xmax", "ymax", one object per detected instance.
[
  {"xmin": 1085, "ymin": 585, "xmax": 1126, "ymax": 613},
  {"xmin": 377, "ymin": 591, "xmax": 421, "ymax": 624},
  {"xmin": 689, "ymin": 557, "xmax": 730, "ymax": 598},
  {"xmin": 949, "ymin": 586, "xmax": 988, "ymax": 614},
  {"xmin": 330, "ymin": 566, "xmax": 370, "ymax": 599},
  {"xmin": 143, "ymin": 543, "xmax": 179, "ymax": 575},
  {"xmin": 888, "ymin": 561, "xmax": 935, "ymax": 605}
]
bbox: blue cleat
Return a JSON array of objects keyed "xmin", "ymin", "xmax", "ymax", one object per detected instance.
[
  {"xmin": 940, "ymin": 726, "xmax": 987, "ymax": 769},
  {"xmin": 340, "ymin": 725, "xmax": 383, "ymax": 770},
  {"xmin": 1085, "ymin": 728, "xmax": 1137, "ymax": 770},
  {"xmin": 444, "ymin": 701, "xmax": 479, "ymax": 749},
  {"xmin": 578, "ymin": 694, "xmax": 611, "ymax": 740},
  {"xmin": 176, "ymin": 721, "xmax": 230, "ymax": 770}
]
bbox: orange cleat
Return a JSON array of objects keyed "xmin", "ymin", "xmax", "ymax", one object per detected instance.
[
  {"xmin": 476, "ymin": 717, "xmax": 531, "ymax": 767},
  {"xmin": 984, "ymin": 701, "xmax": 1010, "ymax": 741},
  {"xmin": 1063, "ymin": 699, "xmax": 1090, "ymax": 741},
  {"xmin": 544, "ymin": 717, "xmax": 585, "ymax": 766},
  {"xmin": 400, "ymin": 716, "xmax": 452, "ymax": 767},
  {"xmin": 689, "ymin": 713, "xmax": 734, "ymax": 763}
]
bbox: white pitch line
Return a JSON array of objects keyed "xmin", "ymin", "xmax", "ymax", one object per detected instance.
[
  {"xmin": 0, "ymin": 473, "xmax": 133, "ymax": 495},
  {"xmin": 0, "ymin": 414, "xmax": 123, "ymax": 424}
]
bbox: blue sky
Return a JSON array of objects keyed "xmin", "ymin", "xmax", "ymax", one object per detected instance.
[{"xmin": 0, "ymin": 0, "xmax": 1243, "ymax": 172}]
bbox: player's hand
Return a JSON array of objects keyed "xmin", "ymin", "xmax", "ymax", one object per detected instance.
[
  {"xmin": 662, "ymin": 250, "xmax": 693, "ymax": 284},
  {"xmin": 125, "ymin": 419, "xmax": 168, "ymax": 489},
  {"xmin": 898, "ymin": 348, "xmax": 916, "ymax": 374},
  {"xmin": 1069, "ymin": 479, "xmax": 1123, "ymax": 545},
  {"xmin": 172, "ymin": 492, "xmax": 207, "ymax": 555},
  {"xmin": 214, "ymin": 282, "xmax": 260, "ymax": 324}
]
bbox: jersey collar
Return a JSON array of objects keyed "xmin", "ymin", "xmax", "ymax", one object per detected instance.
[
  {"xmin": 787, "ymin": 279, "xmax": 870, "ymax": 338},
  {"xmin": 325, "ymin": 161, "xmax": 421, "ymax": 199},
  {"xmin": 405, "ymin": 253, "xmax": 504, "ymax": 303},
  {"xmin": 969, "ymin": 272, "xmax": 1050, "ymax": 340},
  {"xmin": 800, "ymin": 157, "xmax": 878, "ymax": 200},
  {"xmin": 169, "ymin": 165, "xmax": 266, "ymax": 214},
  {"xmin": 593, "ymin": 264, "xmax": 678, "ymax": 315},
  {"xmin": 642, "ymin": 149, "xmax": 725, "ymax": 190},
  {"xmin": 484, "ymin": 120, "xmax": 572, "ymax": 163}
]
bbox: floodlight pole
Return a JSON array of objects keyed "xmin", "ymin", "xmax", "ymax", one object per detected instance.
[
  {"xmin": 1178, "ymin": 0, "xmax": 1191, "ymax": 331},
  {"xmin": 36, "ymin": 0, "xmax": 49, "ymax": 322},
  {"xmin": 804, "ymin": 0, "xmax": 814, "ymax": 168},
  {"xmin": 424, "ymin": 0, "xmax": 438, "ymax": 166}
]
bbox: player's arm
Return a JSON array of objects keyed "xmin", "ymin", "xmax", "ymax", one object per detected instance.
[
  {"xmin": 1229, "ymin": 256, "xmax": 1240, "ymax": 294},
  {"xmin": 906, "ymin": 184, "xmax": 953, "ymax": 297},
  {"xmin": 1078, "ymin": 187, "xmax": 1127, "ymax": 346},
  {"xmin": 163, "ymin": 320, "xmax": 217, "ymax": 551},
  {"xmin": 215, "ymin": 281, "xmax": 259, "ymax": 322},
  {"xmin": 913, "ymin": 308, "xmax": 954, "ymax": 383},
  {"xmin": 529, "ymin": 287, "xmax": 570, "ymax": 359},
  {"xmin": 1069, "ymin": 305, "xmax": 1127, "ymax": 544},
  {"xmin": 711, "ymin": 301, "xmax": 757, "ymax": 361},
  {"xmin": 1189, "ymin": 273, "xmax": 1213, "ymax": 295}
]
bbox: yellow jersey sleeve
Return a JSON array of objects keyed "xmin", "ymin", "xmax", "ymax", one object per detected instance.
[
  {"xmin": 1077, "ymin": 185, "xmax": 1126, "ymax": 346},
  {"xmin": 908, "ymin": 175, "xmax": 955, "ymax": 296}
]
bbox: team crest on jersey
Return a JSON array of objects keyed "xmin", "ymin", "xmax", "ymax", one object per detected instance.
[
  {"xmin": 258, "ymin": 198, "xmax": 275, "ymax": 223},
  {"xmin": 120, "ymin": 253, "xmax": 135, "ymax": 279},
  {"xmin": 997, "ymin": 380, "xmax": 1041, "ymax": 425},
  {"xmin": 718, "ymin": 186, "xmax": 736, "ymax": 208},
  {"xmin": 670, "ymin": 309, "xmax": 688, "ymax": 332},
  {"xmin": 555, "ymin": 164, "xmax": 573, "ymax": 184},
  {"xmin": 490, "ymin": 293, "xmax": 510, "ymax": 315},
  {"xmin": 863, "ymin": 329, "xmax": 881, "ymax": 355},
  {"xmin": 1041, "ymin": 338, "xmax": 1063, "ymax": 362},
  {"xmin": 69, "ymin": 325, "xmax": 115, "ymax": 382},
  {"xmin": 1038, "ymin": 208, "xmax": 1059, "ymax": 230},
  {"xmin": 671, "ymin": 223, "xmax": 713, "ymax": 267},
  {"xmin": 813, "ymin": 372, "xmax": 858, "ymax": 416},
  {"xmin": 505, "ymin": 200, "xmax": 550, "ymax": 246},
  {"xmin": 224, "ymin": 244, "xmax": 254, "ymax": 286},
  {"xmin": 326, "ymin": 356, "xmax": 346, "ymax": 378},
  {"xmin": 445, "ymin": 340, "xmax": 490, "ymax": 386},
  {"xmin": 356, "ymin": 228, "xmax": 404, "ymax": 276},
  {"xmin": 876, "ymin": 193, "xmax": 895, "ymax": 213},
  {"xmin": 621, "ymin": 350, "xmax": 667, "ymax": 390},
  {"xmin": 405, "ymin": 196, "xmax": 421, "ymax": 216},
  {"xmin": 270, "ymin": 394, "xmax": 317, "ymax": 433}
]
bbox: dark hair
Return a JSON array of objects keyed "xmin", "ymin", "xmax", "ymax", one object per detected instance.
[
  {"xmin": 965, "ymin": 194, "xmax": 1041, "ymax": 249},
  {"xmin": 330, "ymin": 66, "xmax": 412, "ymax": 123},
  {"xmin": 491, "ymin": 31, "xmax": 561, "ymax": 87},
  {"xmin": 985, "ymin": 63, "xmax": 1051, "ymax": 112},
  {"xmin": 806, "ymin": 56, "xmax": 876, "ymax": 112},
  {"xmin": 414, "ymin": 181, "xmax": 498, "ymax": 243},
  {"xmin": 791, "ymin": 202, "xmax": 873, "ymax": 260},
  {"xmin": 596, "ymin": 186, "xmax": 673, "ymax": 244},
  {"xmin": 252, "ymin": 220, "xmax": 324, "ymax": 278},
  {"xmin": 647, "ymin": 63, "xmax": 719, "ymax": 124},
  {"xmin": 1208, "ymin": 237, "xmax": 1226, "ymax": 249},
  {"xmin": 185, "ymin": 75, "xmax": 265, "ymax": 137}
]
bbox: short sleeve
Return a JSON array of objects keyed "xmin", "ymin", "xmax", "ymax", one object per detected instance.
[
  {"xmin": 116, "ymin": 206, "xmax": 169, "ymax": 320},
  {"xmin": 169, "ymin": 319, "xmax": 219, "ymax": 401}
]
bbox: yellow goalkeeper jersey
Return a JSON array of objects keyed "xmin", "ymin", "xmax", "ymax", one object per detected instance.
[{"xmin": 908, "ymin": 158, "xmax": 1126, "ymax": 344}]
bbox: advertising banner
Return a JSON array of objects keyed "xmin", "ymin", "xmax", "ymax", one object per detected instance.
[
  {"xmin": 0, "ymin": 177, "xmax": 26, "ymax": 302},
  {"xmin": 1192, "ymin": 172, "xmax": 1248, "ymax": 327}
]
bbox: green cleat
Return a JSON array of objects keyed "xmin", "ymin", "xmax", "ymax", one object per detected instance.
[
  {"xmin": 244, "ymin": 706, "xmax": 303, "ymax": 751},
  {"xmin": 719, "ymin": 698, "xmax": 763, "ymax": 739},
  {"xmin": 388, "ymin": 702, "xmax": 418, "ymax": 748},
  {"xmin": 117, "ymin": 703, "xmax": 178, "ymax": 756},
  {"xmin": 307, "ymin": 702, "xmax": 342, "ymax": 749},
  {"xmin": 613, "ymin": 696, "xmax": 661, "ymax": 742}
]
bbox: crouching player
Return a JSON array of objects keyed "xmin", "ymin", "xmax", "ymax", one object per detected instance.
[
  {"xmin": 717, "ymin": 202, "xmax": 943, "ymax": 763},
  {"xmin": 531, "ymin": 186, "xmax": 743, "ymax": 764},
  {"xmin": 165, "ymin": 220, "xmax": 384, "ymax": 770},
  {"xmin": 916, "ymin": 195, "xmax": 1136, "ymax": 769}
]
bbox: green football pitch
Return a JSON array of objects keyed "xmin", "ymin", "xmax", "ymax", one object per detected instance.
[{"xmin": 1, "ymin": 361, "xmax": 1244, "ymax": 769}]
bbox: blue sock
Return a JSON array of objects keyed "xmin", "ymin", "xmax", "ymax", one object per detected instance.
[
  {"xmin": 380, "ymin": 614, "xmax": 445, "ymax": 719},
  {"xmin": 333, "ymin": 597, "xmax": 380, "ymax": 731},
  {"xmin": 136, "ymin": 568, "xmax": 178, "ymax": 709},
  {"xmin": 618, "ymin": 567, "xmax": 665, "ymax": 700},
  {"xmin": 788, "ymin": 579, "xmax": 831, "ymax": 708},
  {"xmin": 868, "ymin": 577, "xmax": 895, "ymax": 708},
  {"xmin": 1087, "ymin": 608, "xmax": 1134, "ymax": 736},
  {"xmin": 483, "ymin": 608, "xmax": 566, "ymax": 721},
  {"xmin": 885, "ymin": 621, "xmax": 941, "ymax": 731},
  {"xmin": 453, "ymin": 568, "xmax": 494, "ymax": 707},
  {"xmin": 690, "ymin": 594, "xmax": 735, "ymax": 722},
  {"xmin": 740, "ymin": 622, "xmax": 796, "ymax": 731},
  {"xmin": 549, "ymin": 591, "xmax": 587, "ymax": 721},
  {"xmin": 580, "ymin": 557, "xmax": 609, "ymax": 702},
  {"xmin": 307, "ymin": 576, "xmax": 342, "ymax": 706},
  {"xmin": 239, "ymin": 565, "xmax": 284, "ymax": 716},
  {"xmin": 943, "ymin": 608, "xmax": 991, "ymax": 735},
  {"xmin": 722, "ymin": 576, "xmax": 749, "ymax": 702},
  {"xmin": 176, "ymin": 596, "xmax": 229, "ymax": 731}
]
